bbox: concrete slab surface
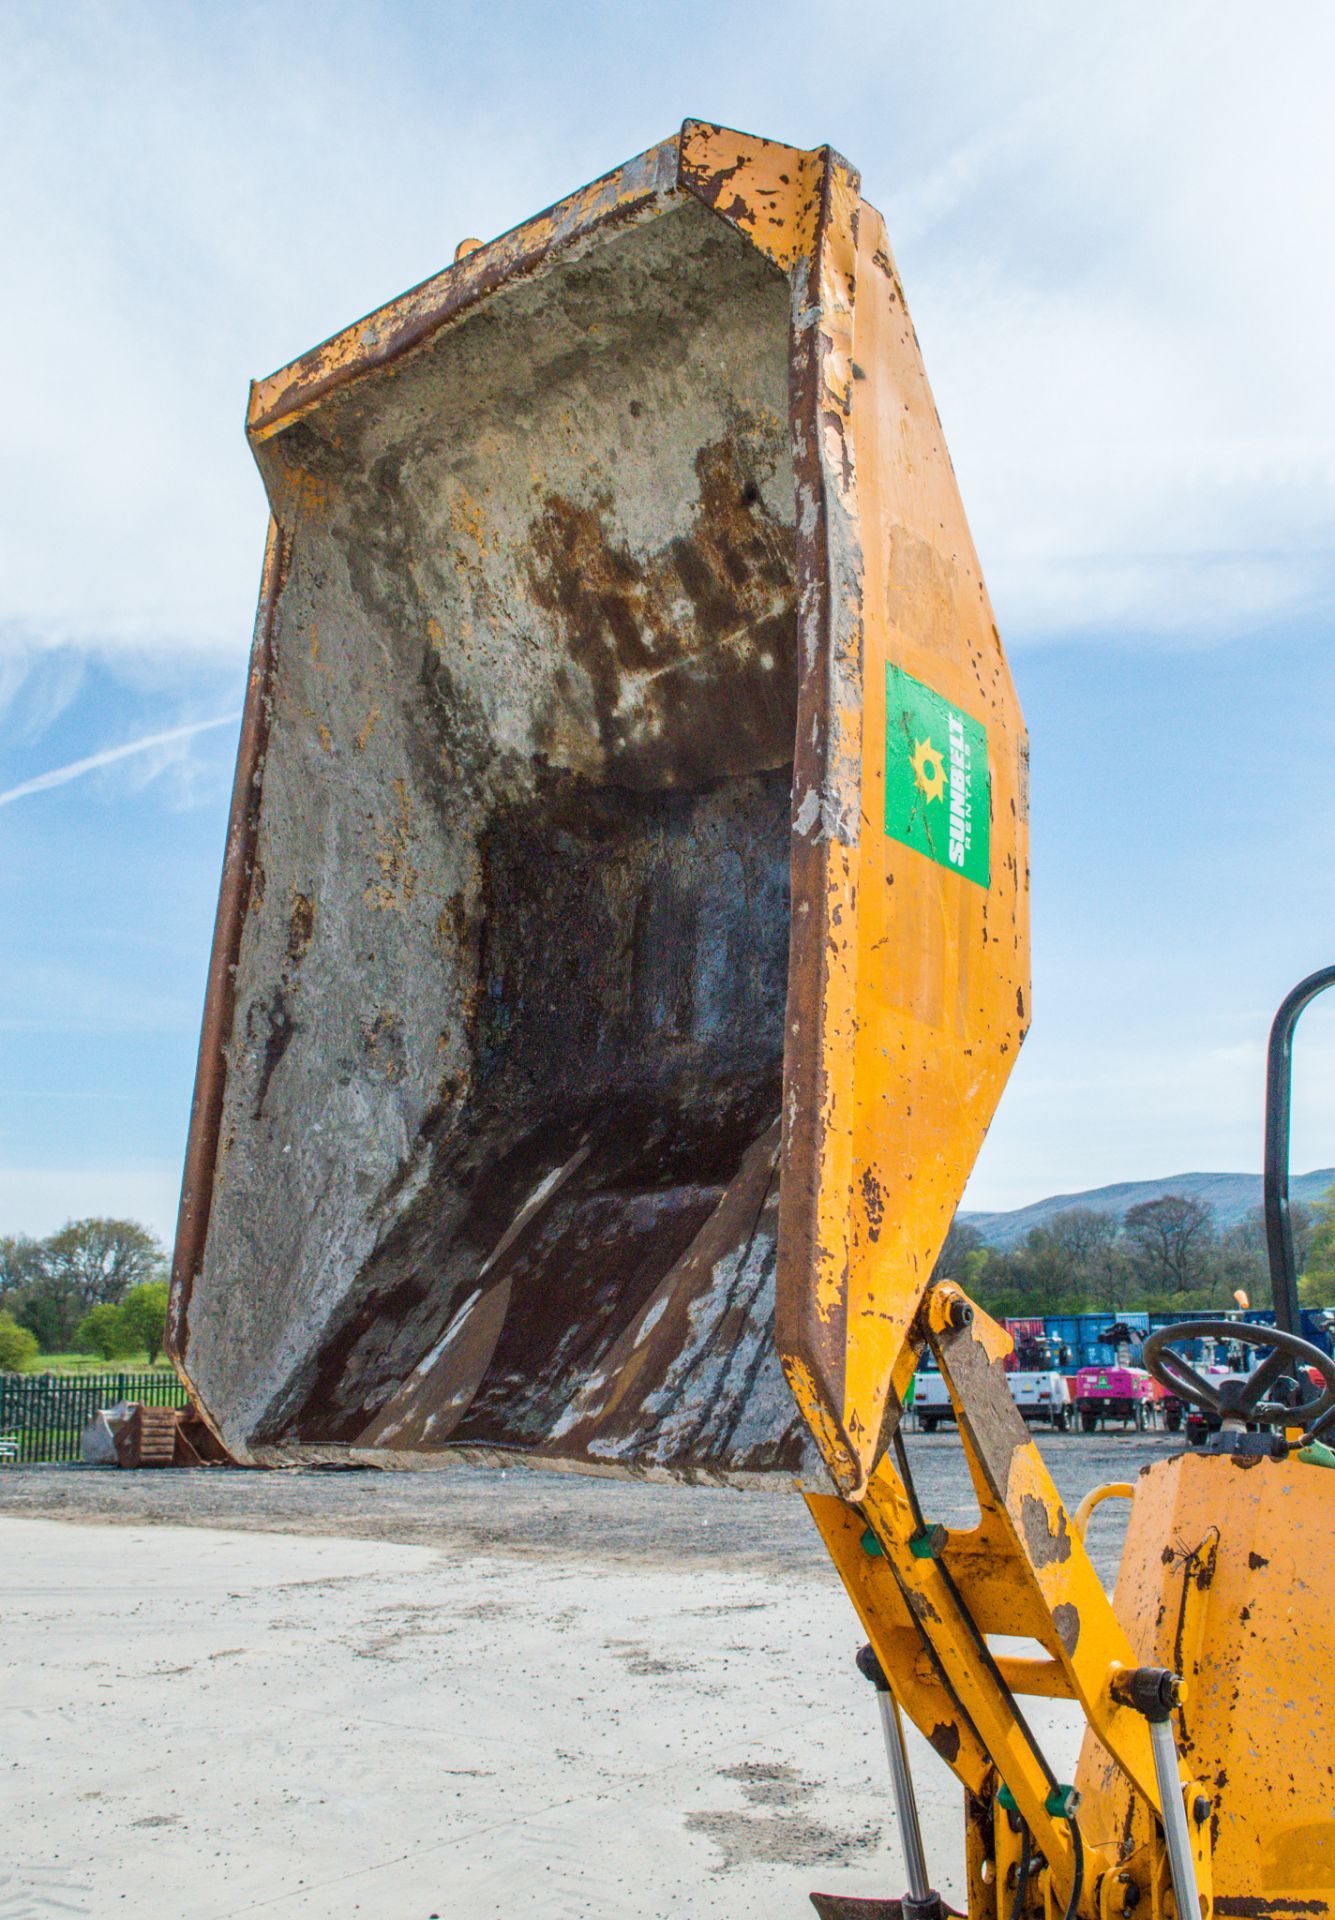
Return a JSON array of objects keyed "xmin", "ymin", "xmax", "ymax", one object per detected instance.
[{"xmin": 0, "ymin": 1435, "xmax": 1161, "ymax": 1918}]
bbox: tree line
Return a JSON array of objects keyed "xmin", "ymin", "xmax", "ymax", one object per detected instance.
[
  {"xmin": 937, "ymin": 1182, "xmax": 1335, "ymax": 1321},
  {"xmin": 4, "ymin": 1186, "xmax": 1333, "ymax": 1374},
  {"xmin": 0, "ymin": 1218, "xmax": 170, "ymax": 1371}
]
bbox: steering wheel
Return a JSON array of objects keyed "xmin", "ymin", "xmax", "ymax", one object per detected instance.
[{"xmin": 1142, "ymin": 1319, "xmax": 1335, "ymax": 1431}]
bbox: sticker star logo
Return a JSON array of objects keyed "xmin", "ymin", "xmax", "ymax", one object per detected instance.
[
  {"xmin": 909, "ymin": 736, "xmax": 946, "ymax": 805},
  {"xmin": 885, "ymin": 667, "xmax": 990, "ymax": 887}
]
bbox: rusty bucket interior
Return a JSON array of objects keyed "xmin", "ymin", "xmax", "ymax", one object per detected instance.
[{"xmin": 174, "ymin": 174, "xmax": 818, "ymax": 1479}]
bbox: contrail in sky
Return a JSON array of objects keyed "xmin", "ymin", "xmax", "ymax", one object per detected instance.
[{"xmin": 0, "ymin": 714, "xmax": 240, "ymax": 808}]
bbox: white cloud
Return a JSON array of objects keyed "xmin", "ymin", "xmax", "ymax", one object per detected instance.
[
  {"xmin": 0, "ymin": 958, "xmax": 198, "ymax": 1035},
  {"xmin": 3, "ymin": 1, "xmax": 1334, "ymax": 659},
  {"xmin": 0, "ymin": 3, "xmax": 561, "ymax": 660},
  {"xmin": 887, "ymin": 15, "xmax": 1335, "ymax": 640}
]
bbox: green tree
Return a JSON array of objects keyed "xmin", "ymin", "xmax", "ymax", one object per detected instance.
[
  {"xmin": 45, "ymin": 1218, "xmax": 165, "ymax": 1308},
  {"xmin": 0, "ymin": 1310, "xmax": 40, "ymax": 1371},
  {"xmin": 1044, "ymin": 1208, "xmax": 1131, "ymax": 1311},
  {"xmin": 966, "ymin": 1253, "xmax": 1030, "ymax": 1320},
  {"xmin": 1285, "ymin": 1200, "xmax": 1313, "ymax": 1279},
  {"xmin": 932, "ymin": 1218, "xmax": 985, "ymax": 1283},
  {"xmin": 0, "ymin": 1234, "xmax": 46, "ymax": 1305},
  {"xmin": 1301, "ymin": 1180, "xmax": 1335, "ymax": 1306},
  {"xmin": 1215, "ymin": 1212, "xmax": 1269, "ymax": 1309},
  {"xmin": 119, "ymin": 1281, "xmax": 170, "ymax": 1364},
  {"xmin": 1123, "ymin": 1194, "xmax": 1215, "ymax": 1302},
  {"xmin": 16, "ymin": 1286, "xmax": 82, "ymax": 1353},
  {"xmin": 0, "ymin": 1221, "xmax": 168, "ymax": 1353},
  {"xmin": 0, "ymin": 1233, "xmax": 80, "ymax": 1350},
  {"xmin": 74, "ymin": 1302, "xmax": 139, "ymax": 1360},
  {"xmin": 996, "ymin": 1226, "xmax": 1083, "ymax": 1316}
]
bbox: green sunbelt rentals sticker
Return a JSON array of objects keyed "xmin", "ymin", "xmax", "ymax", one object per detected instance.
[{"xmin": 884, "ymin": 665, "xmax": 990, "ymax": 888}]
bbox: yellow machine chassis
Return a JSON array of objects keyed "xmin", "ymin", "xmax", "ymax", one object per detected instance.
[{"xmin": 808, "ymin": 1292, "xmax": 1335, "ymax": 1916}]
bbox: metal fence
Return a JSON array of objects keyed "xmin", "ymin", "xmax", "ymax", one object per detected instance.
[{"xmin": 0, "ymin": 1370, "xmax": 188, "ymax": 1464}]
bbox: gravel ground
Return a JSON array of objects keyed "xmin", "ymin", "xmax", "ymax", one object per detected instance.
[{"xmin": 0, "ymin": 1425, "xmax": 1177, "ymax": 1587}]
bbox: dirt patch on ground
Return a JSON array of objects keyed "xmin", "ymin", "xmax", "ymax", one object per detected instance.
[{"xmin": 687, "ymin": 1761, "xmax": 881, "ymax": 1870}]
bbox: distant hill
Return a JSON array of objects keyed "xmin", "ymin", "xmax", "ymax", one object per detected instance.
[{"xmin": 961, "ymin": 1169, "xmax": 1335, "ymax": 1250}]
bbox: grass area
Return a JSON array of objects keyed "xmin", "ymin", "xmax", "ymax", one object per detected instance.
[{"xmin": 26, "ymin": 1352, "xmax": 174, "ymax": 1375}]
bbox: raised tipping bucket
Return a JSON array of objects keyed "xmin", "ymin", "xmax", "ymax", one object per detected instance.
[{"xmin": 169, "ymin": 122, "xmax": 1028, "ymax": 1496}]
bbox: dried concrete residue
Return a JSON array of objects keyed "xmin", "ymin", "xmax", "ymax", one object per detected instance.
[
  {"xmin": 686, "ymin": 1760, "xmax": 881, "ymax": 1870},
  {"xmin": 190, "ymin": 193, "xmax": 805, "ymax": 1484},
  {"xmin": 608, "ymin": 1637, "xmax": 698, "ymax": 1679}
]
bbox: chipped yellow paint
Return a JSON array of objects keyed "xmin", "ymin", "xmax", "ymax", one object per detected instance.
[
  {"xmin": 806, "ymin": 1488, "xmax": 992, "ymax": 1795},
  {"xmin": 838, "ymin": 1417, "xmax": 1173, "ymax": 1915},
  {"xmin": 1075, "ymin": 1448, "xmax": 1334, "ymax": 1908},
  {"xmin": 317, "ymin": 723, "xmax": 333, "ymax": 755},
  {"xmin": 364, "ymin": 1007, "xmax": 405, "ymax": 1083},
  {"xmin": 934, "ymin": 1317, "xmax": 1160, "ymax": 1797},
  {"xmin": 821, "ymin": 198, "xmax": 1028, "ymax": 1499},
  {"xmin": 448, "ymin": 483, "xmax": 494, "ymax": 551},
  {"xmin": 278, "ymin": 468, "xmax": 330, "ymax": 519},
  {"xmin": 354, "ymin": 704, "xmax": 381, "ymax": 752},
  {"xmin": 967, "ymin": 1306, "xmax": 1013, "ymax": 1367},
  {"xmin": 925, "ymin": 1284, "xmax": 973, "ymax": 1339},
  {"xmin": 677, "ymin": 125, "xmax": 1027, "ymax": 1501},
  {"xmin": 853, "ymin": 1467, "xmax": 1081, "ymax": 1898},
  {"xmin": 780, "ymin": 1354, "xmax": 855, "ymax": 1485},
  {"xmin": 183, "ymin": 119, "xmax": 1314, "ymax": 1916},
  {"xmin": 678, "ymin": 120, "xmax": 825, "ymax": 271}
]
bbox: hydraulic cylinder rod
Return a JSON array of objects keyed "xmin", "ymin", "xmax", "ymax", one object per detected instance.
[
  {"xmin": 1112, "ymin": 1666, "xmax": 1202, "ymax": 1920},
  {"xmin": 1148, "ymin": 1719, "xmax": 1202, "ymax": 1920},
  {"xmin": 857, "ymin": 1643, "xmax": 941, "ymax": 1919}
]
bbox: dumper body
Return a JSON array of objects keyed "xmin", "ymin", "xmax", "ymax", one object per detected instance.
[{"xmin": 169, "ymin": 122, "xmax": 1028, "ymax": 1493}]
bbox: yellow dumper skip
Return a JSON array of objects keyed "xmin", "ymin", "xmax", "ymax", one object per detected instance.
[{"xmin": 169, "ymin": 120, "xmax": 1027, "ymax": 1493}]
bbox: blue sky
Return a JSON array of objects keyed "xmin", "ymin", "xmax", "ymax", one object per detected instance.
[{"xmin": 3, "ymin": 0, "xmax": 1334, "ymax": 1241}]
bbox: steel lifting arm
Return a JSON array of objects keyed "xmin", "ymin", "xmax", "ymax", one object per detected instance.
[{"xmin": 805, "ymin": 1296, "xmax": 1195, "ymax": 1917}]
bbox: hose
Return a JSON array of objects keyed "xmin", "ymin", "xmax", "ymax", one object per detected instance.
[
  {"xmin": 1060, "ymin": 1815, "xmax": 1084, "ymax": 1920},
  {"xmin": 1007, "ymin": 1823, "xmax": 1032, "ymax": 1920}
]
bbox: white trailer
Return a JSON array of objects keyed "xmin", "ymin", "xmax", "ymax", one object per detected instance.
[{"xmin": 914, "ymin": 1363, "xmax": 1070, "ymax": 1432}]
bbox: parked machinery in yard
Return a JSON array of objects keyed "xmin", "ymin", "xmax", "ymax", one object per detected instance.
[
  {"xmin": 1073, "ymin": 1323, "xmax": 1161, "ymax": 1432},
  {"xmin": 920, "ymin": 1330, "xmax": 1071, "ymax": 1432},
  {"xmin": 1152, "ymin": 1328, "xmax": 1245, "ymax": 1439},
  {"xmin": 911, "ymin": 1362, "xmax": 957, "ymax": 1433},
  {"xmin": 1007, "ymin": 1325, "xmax": 1073, "ymax": 1432},
  {"xmin": 168, "ymin": 121, "xmax": 1335, "ymax": 1917}
]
